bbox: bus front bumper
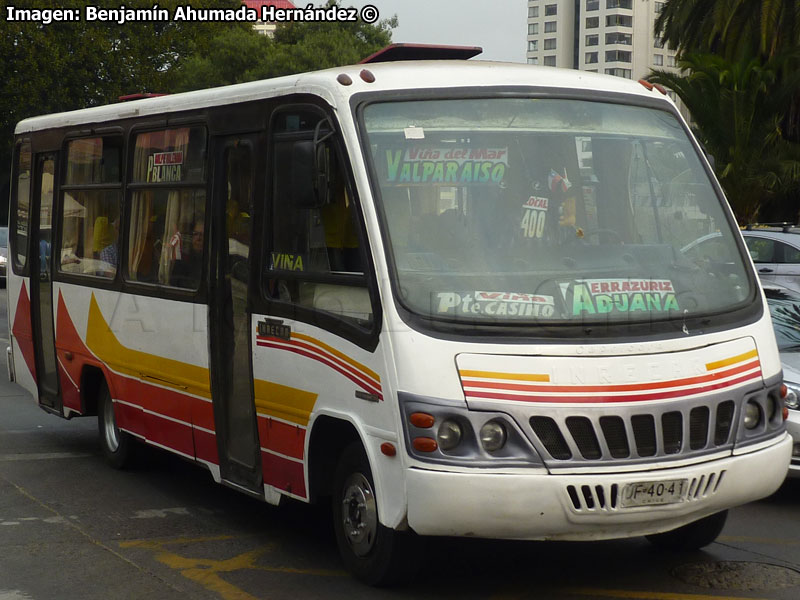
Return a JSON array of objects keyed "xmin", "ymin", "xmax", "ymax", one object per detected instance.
[{"xmin": 405, "ymin": 433, "xmax": 791, "ymax": 541}]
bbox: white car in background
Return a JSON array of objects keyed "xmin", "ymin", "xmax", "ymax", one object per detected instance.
[
  {"xmin": 741, "ymin": 225, "xmax": 800, "ymax": 293},
  {"xmin": 763, "ymin": 284, "xmax": 800, "ymax": 477}
]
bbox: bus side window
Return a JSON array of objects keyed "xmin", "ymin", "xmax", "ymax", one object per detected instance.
[
  {"xmin": 267, "ymin": 108, "xmax": 372, "ymax": 327},
  {"xmin": 11, "ymin": 141, "xmax": 32, "ymax": 273},
  {"xmin": 125, "ymin": 127, "xmax": 207, "ymax": 290},
  {"xmin": 59, "ymin": 137, "xmax": 122, "ymax": 279}
]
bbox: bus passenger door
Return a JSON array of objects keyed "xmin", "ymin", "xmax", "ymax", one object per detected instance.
[
  {"xmin": 209, "ymin": 135, "xmax": 262, "ymax": 492},
  {"xmin": 30, "ymin": 153, "xmax": 61, "ymax": 412}
]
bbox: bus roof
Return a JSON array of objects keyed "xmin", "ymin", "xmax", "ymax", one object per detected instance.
[{"xmin": 15, "ymin": 60, "xmax": 669, "ymax": 135}]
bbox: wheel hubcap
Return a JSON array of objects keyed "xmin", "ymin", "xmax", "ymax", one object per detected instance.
[
  {"xmin": 341, "ymin": 472, "xmax": 377, "ymax": 557},
  {"xmin": 103, "ymin": 399, "xmax": 120, "ymax": 452}
]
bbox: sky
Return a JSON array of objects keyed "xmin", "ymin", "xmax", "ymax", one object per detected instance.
[{"xmin": 345, "ymin": 0, "xmax": 528, "ymax": 63}]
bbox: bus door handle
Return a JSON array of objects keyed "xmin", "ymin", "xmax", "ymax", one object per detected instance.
[{"xmin": 758, "ymin": 267, "xmax": 774, "ymax": 273}]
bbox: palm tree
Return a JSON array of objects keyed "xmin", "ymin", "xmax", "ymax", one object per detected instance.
[
  {"xmin": 651, "ymin": 53, "xmax": 800, "ymax": 223},
  {"xmin": 655, "ymin": 0, "xmax": 800, "ymax": 143},
  {"xmin": 655, "ymin": 0, "xmax": 799, "ymax": 61}
]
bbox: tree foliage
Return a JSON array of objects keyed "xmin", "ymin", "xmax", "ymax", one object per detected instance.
[
  {"xmin": 655, "ymin": 0, "xmax": 800, "ymax": 61},
  {"xmin": 653, "ymin": 0, "xmax": 800, "ymax": 220},
  {"xmin": 0, "ymin": 0, "xmax": 249, "ymax": 210},
  {"xmin": 651, "ymin": 53, "xmax": 800, "ymax": 223},
  {"xmin": 171, "ymin": 1, "xmax": 396, "ymax": 92}
]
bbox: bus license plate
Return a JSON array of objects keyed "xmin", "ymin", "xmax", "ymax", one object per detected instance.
[{"xmin": 620, "ymin": 479, "xmax": 688, "ymax": 508}]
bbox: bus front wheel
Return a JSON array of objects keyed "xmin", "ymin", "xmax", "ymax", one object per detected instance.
[
  {"xmin": 646, "ymin": 510, "xmax": 728, "ymax": 551},
  {"xmin": 332, "ymin": 442, "xmax": 420, "ymax": 586},
  {"xmin": 98, "ymin": 382, "xmax": 134, "ymax": 469}
]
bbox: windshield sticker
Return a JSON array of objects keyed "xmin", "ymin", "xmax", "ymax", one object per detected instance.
[
  {"xmin": 436, "ymin": 291, "xmax": 556, "ymax": 318},
  {"xmin": 146, "ymin": 151, "xmax": 184, "ymax": 183},
  {"xmin": 403, "ymin": 126, "xmax": 425, "ymax": 140},
  {"xmin": 520, "ymin": 196, "xmax": 549, "ymax": 239},
  {"xmin": 385, "ymin": 147, "xmax": 508, "ymax": 185},
  {"xmin": 571, "ymin": 279, "xmax": 679, "ymax": 315},
  {"xmin": 270, "ymin": 252, "xmax": 305, "ymax": 271}
]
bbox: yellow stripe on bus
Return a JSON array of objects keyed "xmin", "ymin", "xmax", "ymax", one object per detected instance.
[
  {"xmin": 705, "ymin": 349, "xmax": 758, "ymax": 372},
  {"xmin": 459, "ymin": 370, "xmax": 551, "ymax": 383},
  {"xmin": 291, "ymin": 332, "xmax": 381, "ymax": 384},
  {"xmin": 85, "ymin": 293, "xmax": 211, "ymax": 398},
  {"xmin": 253, "ymin": 380, "xmax": 318, "ymax": 427}
]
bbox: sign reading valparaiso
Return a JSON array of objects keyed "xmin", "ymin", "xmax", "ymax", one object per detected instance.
[
  {"xmin": 572, "ymin": 279, "xmax": 679, "ymax": 316},
  {"xmin": 385, "ymin": 147, "xmax": 508, "ymax": 185}
]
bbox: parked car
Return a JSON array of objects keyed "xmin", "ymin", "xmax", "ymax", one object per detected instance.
[
  {"xmin": 763, "ymin": 284, "xmax": 800, "ymax": 477},
  {"xmin": 0, "ymin": 226, "xmax": 7, "ymax": 286},
  {"xmin": 741, "ymin": 225, "xmax": 800, "ymax": 293}
]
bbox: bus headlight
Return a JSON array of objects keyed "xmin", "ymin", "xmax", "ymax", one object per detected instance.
[
  {"xmin": 743, "ymin": 400, "xmax": 761, "ymax": 429},
  {"xmin": 437, "ymin": 420, "xmax": 463, "ymax": 451},
  {"xmin": 480, "ymin": 421, "xmax": 507, "ymax": 452}
]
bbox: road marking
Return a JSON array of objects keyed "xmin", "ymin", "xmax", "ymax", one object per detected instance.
[
  {"xmin": 121, "ymin": 536, "xmax": 346, "ymax": 600},
  {"xmin": 0, "ymin": 516, "xmax": 79, "ymax": 526},
  {"xmin": 132, "ymin": 508, "xmax": 190, "ymax": 519},
  {"xmin": 0, "ymin": 591, "xmax": 34, "ymax": 600},
  {"xmin": 0, "ymin": 452, "xmax": 92, "ymax": 462},
  {"xmin": 564, "ymin": 588, "xmax": 772, "ymax": 600},
  {"xmin": 719, "ymin": 535, "xmax": 800, "ymax": 546},
  {"xmin": 0, "ymin": 473, "xmax": 185, "ymax": 595}
]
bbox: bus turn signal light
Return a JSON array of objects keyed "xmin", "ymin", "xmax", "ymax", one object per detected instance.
[
  {"xmin": 410, "ymin": 412, "xmax": 435, "ymax": 428},
  {"xmin": 412, "ymin": 437, "xmax": 438, "ymax": 453}
]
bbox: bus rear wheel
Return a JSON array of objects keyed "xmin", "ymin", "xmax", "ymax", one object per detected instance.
[
  {"xmin": 98, "ymin": 382, "xmax": 134, "ymax": 469},
  {"xmin": 646, "ymin": 510, "xmax": 728, "ymax": 551},
  {"xmin": 332, "ymin": 442, "xmax": 420, "ymax": 586}
]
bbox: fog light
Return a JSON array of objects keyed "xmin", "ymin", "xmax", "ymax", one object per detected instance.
[
  {"xmin": 743, "ymin": 401, "xmax": 760, "ymax": 429},
  {"xmin": 437, "ymin": 420, "xmax": 462, "ymax": 451},
  {"xmin": 766, "ymin": 397, "xmax": 778, "ymax": 422},
  {"xmin": 480, "ymin": 421, "xmax": 507, "ymax": 452}
]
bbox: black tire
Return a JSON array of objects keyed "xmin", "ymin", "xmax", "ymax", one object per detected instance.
[
  {"xmin": 332, "ymin": 442, "xmax": 421, "ymax": 586},
  {"xmin": 646, "ymin": 510, "xmax": 728, "ymax": 551},
  {"xmin": 97, "ymin": 382, "xmax": 134, "ymax": 469}
]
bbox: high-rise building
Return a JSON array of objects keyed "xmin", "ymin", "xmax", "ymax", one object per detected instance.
[{"xmin": 526, "ymin": 0, "xmax": 679, "ymax": 97}]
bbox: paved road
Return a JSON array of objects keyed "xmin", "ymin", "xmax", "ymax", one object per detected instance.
[{"xmin": 1, "ymin": 288, "xmax": 800, "ymax": 599}]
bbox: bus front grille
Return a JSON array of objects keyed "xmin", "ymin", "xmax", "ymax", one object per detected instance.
[{"xmin": 528, "ymin": 400, "xmax": 737, "ymax": 464}]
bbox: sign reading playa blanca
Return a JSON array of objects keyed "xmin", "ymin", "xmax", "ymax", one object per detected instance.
[
  {"xmin": 571, "ymin": 278, "xmax": 680, "ymax": 315},
  {"xmin": 385, "ymin": 147, "xmax": 508, "ymax": 185}
]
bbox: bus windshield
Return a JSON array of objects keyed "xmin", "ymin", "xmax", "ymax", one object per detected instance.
[{"xmin": 362, "ymin": 97, "xmax": 752, "ymax": 329}]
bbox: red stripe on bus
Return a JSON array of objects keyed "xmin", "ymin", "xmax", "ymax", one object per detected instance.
[
  {"xmin": 193, "ymin": 428, "xmax": 219, "ymax": 466},
  {"xmin": 258, "ymin": 416, "xmax": 305, "ymax": 460},
  {"xmin": 465, "ymin": 371, "xmax": 762, "ymax": 404},
  {"xmin": 57, "ymin": 360, "xmax": 81, "ymax": 413},
  {"xmin": 114, "ymin": 399, "xmax": 195, "ymax": 458},
  {"xmin": 12, "ymin": 282, "xmax": 37, "ymax": 382},
  {"xmin": 116, "ymin": 378, "xmax": 195, "ymax": 428},
  {"xmin": 114, "ymin": 401, "xmax": 145, "ymax": 437},
  {"xmin": 266, "ymin": 336, "xmax": 381, "ymax": 391},
  {"xmin": 461, "ymin": 359, "xmax": 761, "ymax": 395},
  {"xmin": 142, "ymin": 409, "xmax": 195, "ymax": 458},
  {"xmin": 257, "ymin": 340, "xmax": 383, "ymax": 400},
  {"xmin": 262, "ymin": 452, "xmax": 307, "ymax": 499}
]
